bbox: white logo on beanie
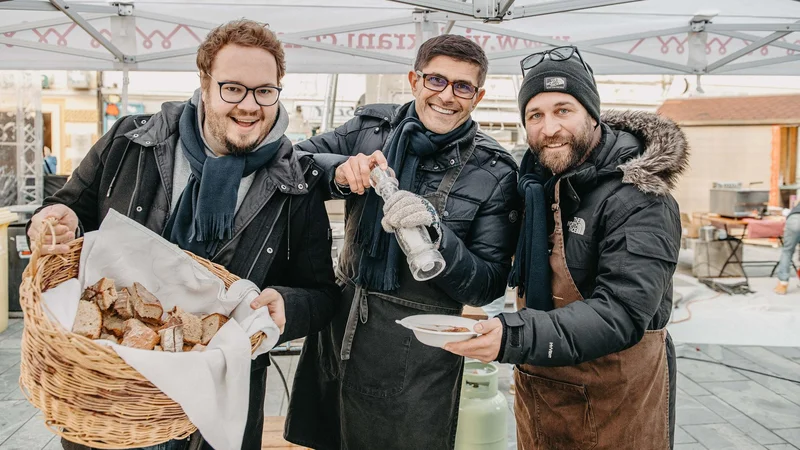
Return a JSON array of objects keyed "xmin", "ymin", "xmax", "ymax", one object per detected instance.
[{"xmin": 544, "ymin": 77, "xmax": 567, "ymax": 90}]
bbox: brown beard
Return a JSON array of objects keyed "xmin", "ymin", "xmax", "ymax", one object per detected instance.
[
  {"xmin": 529, "ymin": 116, "xmax": 595, "ymax": 175},
  {"xmin": 204, "ymin": 103, "xmax": 271, "ymax": 156}
]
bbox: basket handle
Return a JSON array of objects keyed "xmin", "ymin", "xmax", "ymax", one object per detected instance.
[{"xmin": 28, "ymin": 217, "xmax": 66, "ymax": 278}]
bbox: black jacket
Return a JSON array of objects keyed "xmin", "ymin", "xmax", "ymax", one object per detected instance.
[
  {"xmin": 297, "ymin": 102, "xmax": 521, "ymax": 308},
  {"xmin": 285, "ymin": 103, "xmax": 520, "ymax": 450},
  {"xmin": 34, "ymin": 100, "xmax": 339, "ymax": 450},
  {"xmin": 499, "ymin": 110, "xmax": 688, "ymax": 366}
]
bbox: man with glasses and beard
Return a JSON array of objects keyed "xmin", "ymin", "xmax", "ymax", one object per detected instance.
[
  {"xmin": 444, "ymin": 47, "xmax": 689, "ymax": 449},
  {"xmin": 27, "ymin": 20, "xmax": 338, "ymax": 450},
  {"xmin": 285, "ymin": 35, "xmax": 520, "ymax": 449}
]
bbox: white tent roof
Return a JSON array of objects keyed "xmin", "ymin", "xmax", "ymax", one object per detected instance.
[{"xmin": 1, "ymin": 0, "xmax": 800, "ymax": 75}]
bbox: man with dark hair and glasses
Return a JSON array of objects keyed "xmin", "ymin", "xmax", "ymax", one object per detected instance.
[
  {"xmin": 444, "ymin": 46, "xmax": 688, "ymax": 449},
  {"xmin": 27, "ymin": 19, "xmax": 338, "ymax": 450},
  {"xmin": 286, "ymin": 34, "xmax": 520, "ymax": 449}
]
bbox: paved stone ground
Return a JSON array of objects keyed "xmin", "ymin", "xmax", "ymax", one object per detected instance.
[{"xmin": 2, "ymin": 316, "xmax": 799, "ymax": 449}]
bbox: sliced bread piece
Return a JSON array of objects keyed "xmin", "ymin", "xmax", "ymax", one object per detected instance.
[
  {"xmin": 130, "ymin": 282, "xmax": 164, "ymax": 325},
  {"xmin": 82, "ymin": 277, "xmax": 117, "ymax": 311},
  {"xmin": 102, "ymin": 311, "xmax": 126, "ymax": 338},
  {"xmin": 71, "ymin": 300, "xmax": 102, "ymax": 339},
  {"xmin": 190, "ymin": 344, "xmax": 206, "ymax": 352},
  {"xmin": 99, "ymin": 333, "xmax": 119, "ymax": 344},
  {"xmin": 200, "ymin": 313, "xmax": 229, "ymax": 345},
  {"xmin": 113, "ymin": 287, "xmax": 134, "ymax": 320},
  {"xmin": 158, "ymin": 325, "xmax": 184, "ymax": 352},
  {"xmin": 167, "ymin": 306, "xmax": 202, "ymax": 345},
  {"xmin": 154, "ymin": 345, "xmax": 163, "ymax": 352},
  {"xmin": 121, "ymin": 318, "xmax": 160, "ymax": 350}
]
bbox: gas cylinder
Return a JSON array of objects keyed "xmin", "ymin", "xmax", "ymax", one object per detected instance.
[{"xmin": 455, "ymin": 361, "xmax": 508, "ymax": 449}]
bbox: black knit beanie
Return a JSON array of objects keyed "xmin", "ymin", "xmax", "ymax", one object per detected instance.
[{"xmin": 517, "ymin": 55, "xmax": 600, "ymax": 125}]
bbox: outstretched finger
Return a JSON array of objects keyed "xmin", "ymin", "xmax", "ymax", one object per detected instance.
[{"xmin": 370, "ymin": 151, "xmax": 388, "ymax": 170}]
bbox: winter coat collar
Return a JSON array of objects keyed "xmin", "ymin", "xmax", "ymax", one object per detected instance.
[
  {"xmin": 562, "ymin": 110, "xmax": 689, "ymax": 196},
  {"xmin": 357, "ymin": 102, "xmax": 479, "ymax": 171}
]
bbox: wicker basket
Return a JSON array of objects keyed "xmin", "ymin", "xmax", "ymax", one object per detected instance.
[{"xmin": 19, "ymin": 237, "xmax": 265, "ymax": 449}]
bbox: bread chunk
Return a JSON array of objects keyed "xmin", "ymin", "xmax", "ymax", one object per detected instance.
[
  {"xmin": 72, "ymin": 300, "xmax": 102, "ymax": 339},
  {"xmin": 99, "ymin": 333, "xmax": 119, "ymax": 344},
  {"xmin": 121, "ymin": 318, "xmax": 160, "ymax": 350},
  {"xmin": 102, "ymin": 311, "xmax": 126, "ymax": 338},
  {"xmin": 166, "ymin": 307, "xmax": 202, "ymax": 345},
  {"xmin": 113, "ymin": 287, "xmax": 134, "ymax": 320},
  {"xmin": 201, "ymin": 313, "xmax": 229, "ymax": 345},
  {"xmin": 129, "ymin": 282, "xmax": 164, "ymax": 325},
  {"xmin": 82, "ymin": 277, "xmax": 118, "ymax": 311},
  {"xmin": 158, "ymin": 325, "xmax": 184, "ymax": 352}
]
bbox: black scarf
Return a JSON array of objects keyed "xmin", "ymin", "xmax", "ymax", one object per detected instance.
[
  {"xmin": 356, "ymin": 102, "xmax": 475, "ymax": 292},
  {"xmin": 508, "ymin": 151, "xmax": 558, "ymax": 311},
  {"xmin": 164, "ymin": 100, "xmax": 281, "ymax": 259}
]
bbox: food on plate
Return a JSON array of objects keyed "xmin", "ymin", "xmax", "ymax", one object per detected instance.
[
  {"xmin": 121, "ymin": 318, "xmax": 160, "ymax": 350},
  {"xmin": 130, "ymin": 282, "xmax": 164, "ymax": 325},
  {"xmin": 201, "ymin": 313, "xmax": 229, "ymax": 345},
  {"xmin": 72, "ymin": 300, "xmax": 102, "ymax": 339},
  {"xmin": 440, "ymin": 326, "xmax": 471, "ymax": 333},
  {"xmin": 415, "ymin": 324, "xmax": 472, "ymax": 333}
]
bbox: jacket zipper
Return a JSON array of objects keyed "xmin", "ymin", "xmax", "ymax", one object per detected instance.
[
  {"xmin": 211, "ymin": 186, "xmax": 277, "ymax": 263},
  {"xmin": 106, "ymin": 140, "xmax": 133, "ymax": 198},
  {"xmin": 212, "ymin": 163, "xmax": 315, "ymax": 263},
  {"xmin": 126, "ymin": 147, "xmax": 146, "ymax": 217},
  {"xmin": 245, "ymin": 196, "xmax": 288, "ymax": 279}
]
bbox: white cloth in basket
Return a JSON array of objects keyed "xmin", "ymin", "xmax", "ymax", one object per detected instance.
[{"xmin": 42, "ymin": 209, "xmax": 280, "ymax": 450}]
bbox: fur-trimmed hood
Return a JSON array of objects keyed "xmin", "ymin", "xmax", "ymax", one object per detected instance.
[{"xmin": 600, "ymin": 110, "xmax": 689, "ymax": 196}]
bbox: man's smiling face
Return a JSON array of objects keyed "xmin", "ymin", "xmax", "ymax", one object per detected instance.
[{"xmin": 409, "ymin": 55, "xmax": 485, "ymax": 134}]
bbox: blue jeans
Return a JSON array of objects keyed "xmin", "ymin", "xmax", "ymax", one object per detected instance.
[{"xmin": 777, "ymin": 214, "xmax": 800, "ymax": 282}]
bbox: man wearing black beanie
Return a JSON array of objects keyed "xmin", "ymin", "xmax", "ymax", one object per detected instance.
[{"xmin": 444, "ymin": 46, "xmax": 689, "ymax": 449}]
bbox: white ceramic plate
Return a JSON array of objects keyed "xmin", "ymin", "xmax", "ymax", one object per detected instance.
[{"xmin": 396, "ymin": 314, "xmax": 479, "ymax": 348}]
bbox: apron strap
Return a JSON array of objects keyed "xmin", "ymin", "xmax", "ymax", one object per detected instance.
[{"xmin": 427, "ymin": 141, "xmax": 477, "ymax": 214}]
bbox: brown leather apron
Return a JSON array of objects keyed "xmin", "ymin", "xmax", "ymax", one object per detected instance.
[{"xmin": 514, "ymin": 181, "xmax": 670, "ymax": 450}]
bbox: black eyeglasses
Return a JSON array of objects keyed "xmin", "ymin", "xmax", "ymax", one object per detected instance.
[
  {"xmin": 519, "ymin": 46, "xmax": 593, "ymax": 78},
  {"xmin": 415, "ymin": 71, "xmax": 480, "ymax": 100},
  {"xmin": 206, "ymin": 73, "xmax": 283, "ymax": 107}
]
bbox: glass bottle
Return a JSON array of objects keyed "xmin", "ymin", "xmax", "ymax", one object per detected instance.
[{"xmin": 370, "ymin": 167, "xmax": 446, "ymax": 281}]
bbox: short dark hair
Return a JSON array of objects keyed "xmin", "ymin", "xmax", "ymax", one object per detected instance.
[{"xmin": 414, "ymin": 35, "xmax": 489, "ymax": 87}]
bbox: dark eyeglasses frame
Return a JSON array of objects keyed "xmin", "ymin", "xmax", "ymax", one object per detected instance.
[
  {"xmin": 205, "ymin": 73, "xmax": 283, "ymax": 107},
  {"xmin": 415, "ymin": 70, "xmax": 481, "ymax": 100},
  {"xmin": 519, "ymin": 46, "xmax": 594, "ymax": 79}
]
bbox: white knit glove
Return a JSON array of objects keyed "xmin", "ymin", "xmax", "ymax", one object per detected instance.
[{"xmin": 381, "ymin": 190, "xmax": 442, "ymax": 248}]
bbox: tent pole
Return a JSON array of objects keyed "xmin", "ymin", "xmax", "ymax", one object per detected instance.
[
  {"xmin": 320, "ymin": 74, "xmax": 339, "ymax": 133},
  {"xmin": 121, "ymin": 67, "xmax": 129, "ymax": 118}
]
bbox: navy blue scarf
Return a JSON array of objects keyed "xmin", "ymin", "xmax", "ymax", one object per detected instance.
[
  {"xmin": 165, "ymin": 100, "xmax": 281, "ymax": 259},
  {"xmin": 508, "ymin": 151, "xmax": 558, "ymax": 311},
  {"xmin": 356, "ymin": 102, "xmax": 475, "ymax": 292}
]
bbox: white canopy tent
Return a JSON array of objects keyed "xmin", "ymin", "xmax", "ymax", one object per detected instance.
[
  {"xmin": 1, "ymin": 0, "xmax": 800, "ymax": 76},
  {"xmin": 2, "ymin": 0, "xmax": 800, "ymax": 204}
]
